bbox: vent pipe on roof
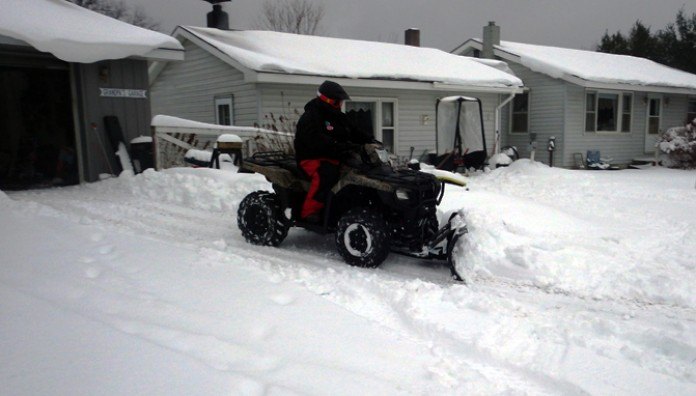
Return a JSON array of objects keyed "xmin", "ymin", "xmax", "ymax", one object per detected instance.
[
  {"xmin": 405, "ymin": 28, "xmax": 420, "ymax": 47},
  {"xmin": 205, "ymin": 1, "xmax": 230, "ymax": 30},
  {"xmin": 482, "ymin": 21, "xmax": 500, "ymax": 59}
]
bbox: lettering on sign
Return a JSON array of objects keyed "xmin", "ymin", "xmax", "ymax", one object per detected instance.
[{"xmin": 99, "ymin": 88, "xmax": 147, "ymax": 99}]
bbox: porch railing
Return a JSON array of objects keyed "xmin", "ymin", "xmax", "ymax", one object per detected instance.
[{"xmin": 151, "ymin": 115, "xmax": 293, "ymax": 170}]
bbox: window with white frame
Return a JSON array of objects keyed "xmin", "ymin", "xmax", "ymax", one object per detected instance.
[
  {"xmin": 510, "ymin": 92, "xmax": 529, "ymax": 133},
  {"xmin": 687, "ymin": 97, "xmax": 696, "ymax": 124},
  {"xmin": 621, "ymin": 93, "xmax": 632, "ymax": 132},
  {"xmin": 215, "ymin": 96, "xmax": 234, "ymax": 126},
  {"xmin": 585, "ymin": 90, "xmax": 632, "ymax": 133},
  {"xmin": 344, "ymin": 98, "xmax": 397, "ymax": 153}
]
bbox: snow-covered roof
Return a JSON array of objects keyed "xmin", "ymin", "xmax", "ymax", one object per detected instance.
[
  {"xmin": 457, "ymin": 39, "xmax": 696, "ymax": 92},
  {"xmin": 177, "ymin": 26, "xmax": 522, "ymax": 90},
  {"xmin": 0, "ymin": 0, "xmax": 183, "ymax": 63}
]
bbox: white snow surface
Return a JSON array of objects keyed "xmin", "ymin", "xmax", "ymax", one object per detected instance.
[
  {"xmin": 179, "ymin": 26, "xmax": 523, "ymax": 89},
  {"xmin": 217, "ymin": 134, "xmax": 243, "ymax": 143},
  {"xmin": 151, "ymin": 115, "xmax": 283, "ymax": 136},
  {"xmin": 492, "ymin": 40, "xmax": 696, "ymax": 89},
  {"xmin": 0, "ymin": 0, "xmax": 182, "ymax": 63},
  {"xmin": 130, "ymin": 136, "xmax": 153, "ymax": 144},
  {"xmin": 1, "ymin": 163, "xmax": 695, "ymax": 394}
]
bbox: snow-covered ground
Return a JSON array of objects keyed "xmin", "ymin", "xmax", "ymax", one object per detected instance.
[{"xmin": 1, "ymin": 161, "xmax": 695, "ymax": 395}]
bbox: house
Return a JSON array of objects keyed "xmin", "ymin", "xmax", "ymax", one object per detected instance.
[
  {"xmin": 149, "ymin": 25, "xmax": 523, "ymax": 162},
  {"xmin": 452, "ymin": 22, "xmax": 696, "ymax": 168},
  {"xmin": 0, "ymin": 0, "xmax": 183, "ymax": 189}
]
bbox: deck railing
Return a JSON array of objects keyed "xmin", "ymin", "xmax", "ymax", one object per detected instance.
[{"xmin": 151, "ymin": 115, "xmax": 293, "ymax": 169}]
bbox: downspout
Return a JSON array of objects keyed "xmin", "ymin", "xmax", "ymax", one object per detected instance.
[{"xmin": 494, "ymin": 92, "xmax": 516, "ymax": 155}]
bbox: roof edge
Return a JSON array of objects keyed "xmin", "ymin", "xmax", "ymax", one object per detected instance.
[{"xmin": 254, "ymin": 72, "xmax": 523, "ymax": 94}]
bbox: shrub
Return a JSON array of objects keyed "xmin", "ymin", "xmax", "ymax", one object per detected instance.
[{"xmin": 658, "ymin": 119, "xmax": 696, "ymax": 169}]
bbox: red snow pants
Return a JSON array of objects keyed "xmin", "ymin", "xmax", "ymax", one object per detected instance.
[{"xmin": 299, "ymin": 158, "xmax": 340, "ymax": 218}]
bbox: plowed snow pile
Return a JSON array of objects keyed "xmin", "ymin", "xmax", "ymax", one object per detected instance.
[
  {"xmin": 443, "ymin": 160, "xmax": 696, "ymax": 308},
  {"xmin": 1, "ymin": 163, "xmax": 695, "ymax": 395}
]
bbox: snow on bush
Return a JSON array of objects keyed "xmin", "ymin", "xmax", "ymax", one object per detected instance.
[{"xmin": 658, "ymin": 119, "xmax": 696, "ymax": 169}]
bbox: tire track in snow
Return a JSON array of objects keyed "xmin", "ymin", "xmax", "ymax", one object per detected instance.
[{"xmin": 9, "ymin": 175, "xmax": 696, "ymax": 391}]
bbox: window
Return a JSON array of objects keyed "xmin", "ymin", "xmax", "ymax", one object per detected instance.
[
  {"xmin": 687, "ymin": 97, "xmax": 696, "ymax": 124},
  {"xmin": 597, "ymin": 93, "xmax": 618, "ymax": 131},
  {"xmin": 585, "ymin": 92, "xmax": 596, "ymax": 132},
  {"xmin": 510, "ymin": 92, "xmax": 529, "ymax": 133},
  {"xmin": 215, "ymin": 96, "xmax": 233, "ymax": 126},
  {"xmin": 345, "ymin": 98, "xmax": 397, "ymax": 153},
  {"xmin": 621, "ymin": 93, "xmax": 632, "ymax": 132},
  {"xmin": 585, "ymin": 91, "xmax": 632, "ymax": 133}
]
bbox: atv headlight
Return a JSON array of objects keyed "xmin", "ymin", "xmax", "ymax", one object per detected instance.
[{"xmin": 395, "ymin": 188, "xmax": 411, "ymax": 200}]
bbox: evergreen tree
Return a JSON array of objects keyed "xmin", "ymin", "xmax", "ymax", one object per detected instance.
[{"xmin": 597, "ymin": 8, "xmax": 696, "ymax": 74}]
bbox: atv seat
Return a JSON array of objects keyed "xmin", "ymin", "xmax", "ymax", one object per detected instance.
[{"xmin": 244, "ymin": 151, "xmax": 309, "ymax": 180}]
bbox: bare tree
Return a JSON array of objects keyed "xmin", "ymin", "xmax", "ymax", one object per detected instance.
[
  {"xmin": 67, "ymin": 0, "xmax": 160, "ymax": 31},
  {"xmin": 257, "ymin": 0, "xmax": 325, "ymax": 35}
]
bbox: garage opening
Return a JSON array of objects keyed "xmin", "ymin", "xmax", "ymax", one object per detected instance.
[{"xmin": 0, "ymin": 65, "xmax": 78, "ymax": 190}]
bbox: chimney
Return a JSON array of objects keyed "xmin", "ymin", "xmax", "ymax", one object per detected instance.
[
  {"xmin": 405, "ymin": 28, "xmax": 420, "ymax": 47},
  {"xmin": 482, "ymin": 21, "xmax": 500, "ymax": 59},
  {"xmin": 205, "ymin": 0, "xmax": 230, "ymax": 30}
]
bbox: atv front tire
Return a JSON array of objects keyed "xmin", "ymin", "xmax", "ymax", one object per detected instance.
[
  {"xmin": 336, "ymin": 207, "xmax": 390, "ymax": 268},
  {"xmin": 238, "ymin": 191, "xmax": 289, "ymax": 246}
]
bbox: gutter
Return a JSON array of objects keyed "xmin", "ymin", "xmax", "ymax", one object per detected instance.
[{"xmin": 254, "ymin": 72, "xmax": 524, "ymax": 94}]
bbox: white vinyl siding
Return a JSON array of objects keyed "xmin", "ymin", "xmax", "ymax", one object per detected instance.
[
  {"xmin": 150, "ymin": 40, "xmax": 258, "ymax": 127},
  {"xmin": 565, "ymin": 85, "xmax": 643, "ymax": 165},
  {"xmin": 501, "ymin": 63, "xmax": 565, "ymax": 165}
]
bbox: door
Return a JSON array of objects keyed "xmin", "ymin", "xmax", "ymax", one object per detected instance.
[{"xmin": 645, "ymin": 96, "xmax": 662, "ymax": 153}]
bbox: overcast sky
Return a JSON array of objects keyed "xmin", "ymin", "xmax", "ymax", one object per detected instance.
[{"xmin": 122, "ymin": 0, "xmax": 694, "ymax": 51}]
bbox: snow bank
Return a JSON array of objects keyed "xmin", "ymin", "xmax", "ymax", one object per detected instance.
[
  {"xmin": 444, "ymin": 160, "xmax": 696, "ymax": 307},
  {"xmin": 179, "ymin": 27, "xmax": 523, "ymax": 89},
  {"xmin": 0, "ymin": 0, "xmax": 182, "ymax": 63},
  {"xmin": 496, "ymin": 40, "xmax": 696, "ymax": 89}
]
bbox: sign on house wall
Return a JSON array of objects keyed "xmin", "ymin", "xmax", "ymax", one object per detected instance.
[{"xmin": 99, "ymin": 88, "xmax": 147, "ymax": 99}]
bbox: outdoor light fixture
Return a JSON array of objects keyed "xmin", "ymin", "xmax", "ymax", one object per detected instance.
[{"xmin": 98, "ymin": 65, "xmax": 110, "ymax": 82}]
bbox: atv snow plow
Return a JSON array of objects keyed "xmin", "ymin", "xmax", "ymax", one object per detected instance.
[{"xmin": 237, "ymin": 144, "xmax": 468, "ymax": 280}]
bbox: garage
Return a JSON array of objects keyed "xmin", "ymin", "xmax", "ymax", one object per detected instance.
[
  {"xmin": 0, "ymin": 53, "xmax": 78, "ymax": 190},
  {"xmin": 0, "ymin": 0, "xmax": 183, "ymax": 189}
]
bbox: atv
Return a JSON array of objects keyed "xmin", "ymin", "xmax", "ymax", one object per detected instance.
[{"xmin": 237, "ymin": 143, "xmax": 468, "ymax": 280}]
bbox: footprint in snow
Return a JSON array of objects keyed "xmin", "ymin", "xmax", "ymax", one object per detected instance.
[
  {"xmin": 84, "ymin": 267, "xmax": 101, "ymax": 279},
  {"xmin": 79, "ymin": 256, "xmax": 95, "ymax": 264},
  {"xmin": 98, "ymin": 245, "xmax": 114, "ymax": 255},
  {"xmin": 270, "ymin": 294, "xmax": 296, "ymax": 306}
]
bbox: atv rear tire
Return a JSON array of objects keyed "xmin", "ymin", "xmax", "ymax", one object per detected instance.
[
  {"xmin": 336, "ymin": 207, "xmax": 390, "ymax": 268},
  {"xmin": 238, "ymin": 191, "xmax": 289, "ymax": 246}
]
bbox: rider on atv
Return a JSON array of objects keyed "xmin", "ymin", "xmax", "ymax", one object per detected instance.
[{"xmin": 294, "ymin": 80, "xmax": 374, "ymax": 223}]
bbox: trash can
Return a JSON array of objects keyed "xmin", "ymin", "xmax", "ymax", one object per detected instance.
[{"xmin": 129, "ymin": 136, "xmax": 154, "ymax": 174}]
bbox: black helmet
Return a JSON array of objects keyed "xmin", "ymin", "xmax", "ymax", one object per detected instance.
[{"xmin": 318, "ymin": 80, "xmax": 350, "ymax": 102}]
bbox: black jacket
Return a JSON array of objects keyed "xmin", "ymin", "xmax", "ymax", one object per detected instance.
[{"xmin": 294, "ymin": 98, "xmax": 373, "ymax": 161}]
